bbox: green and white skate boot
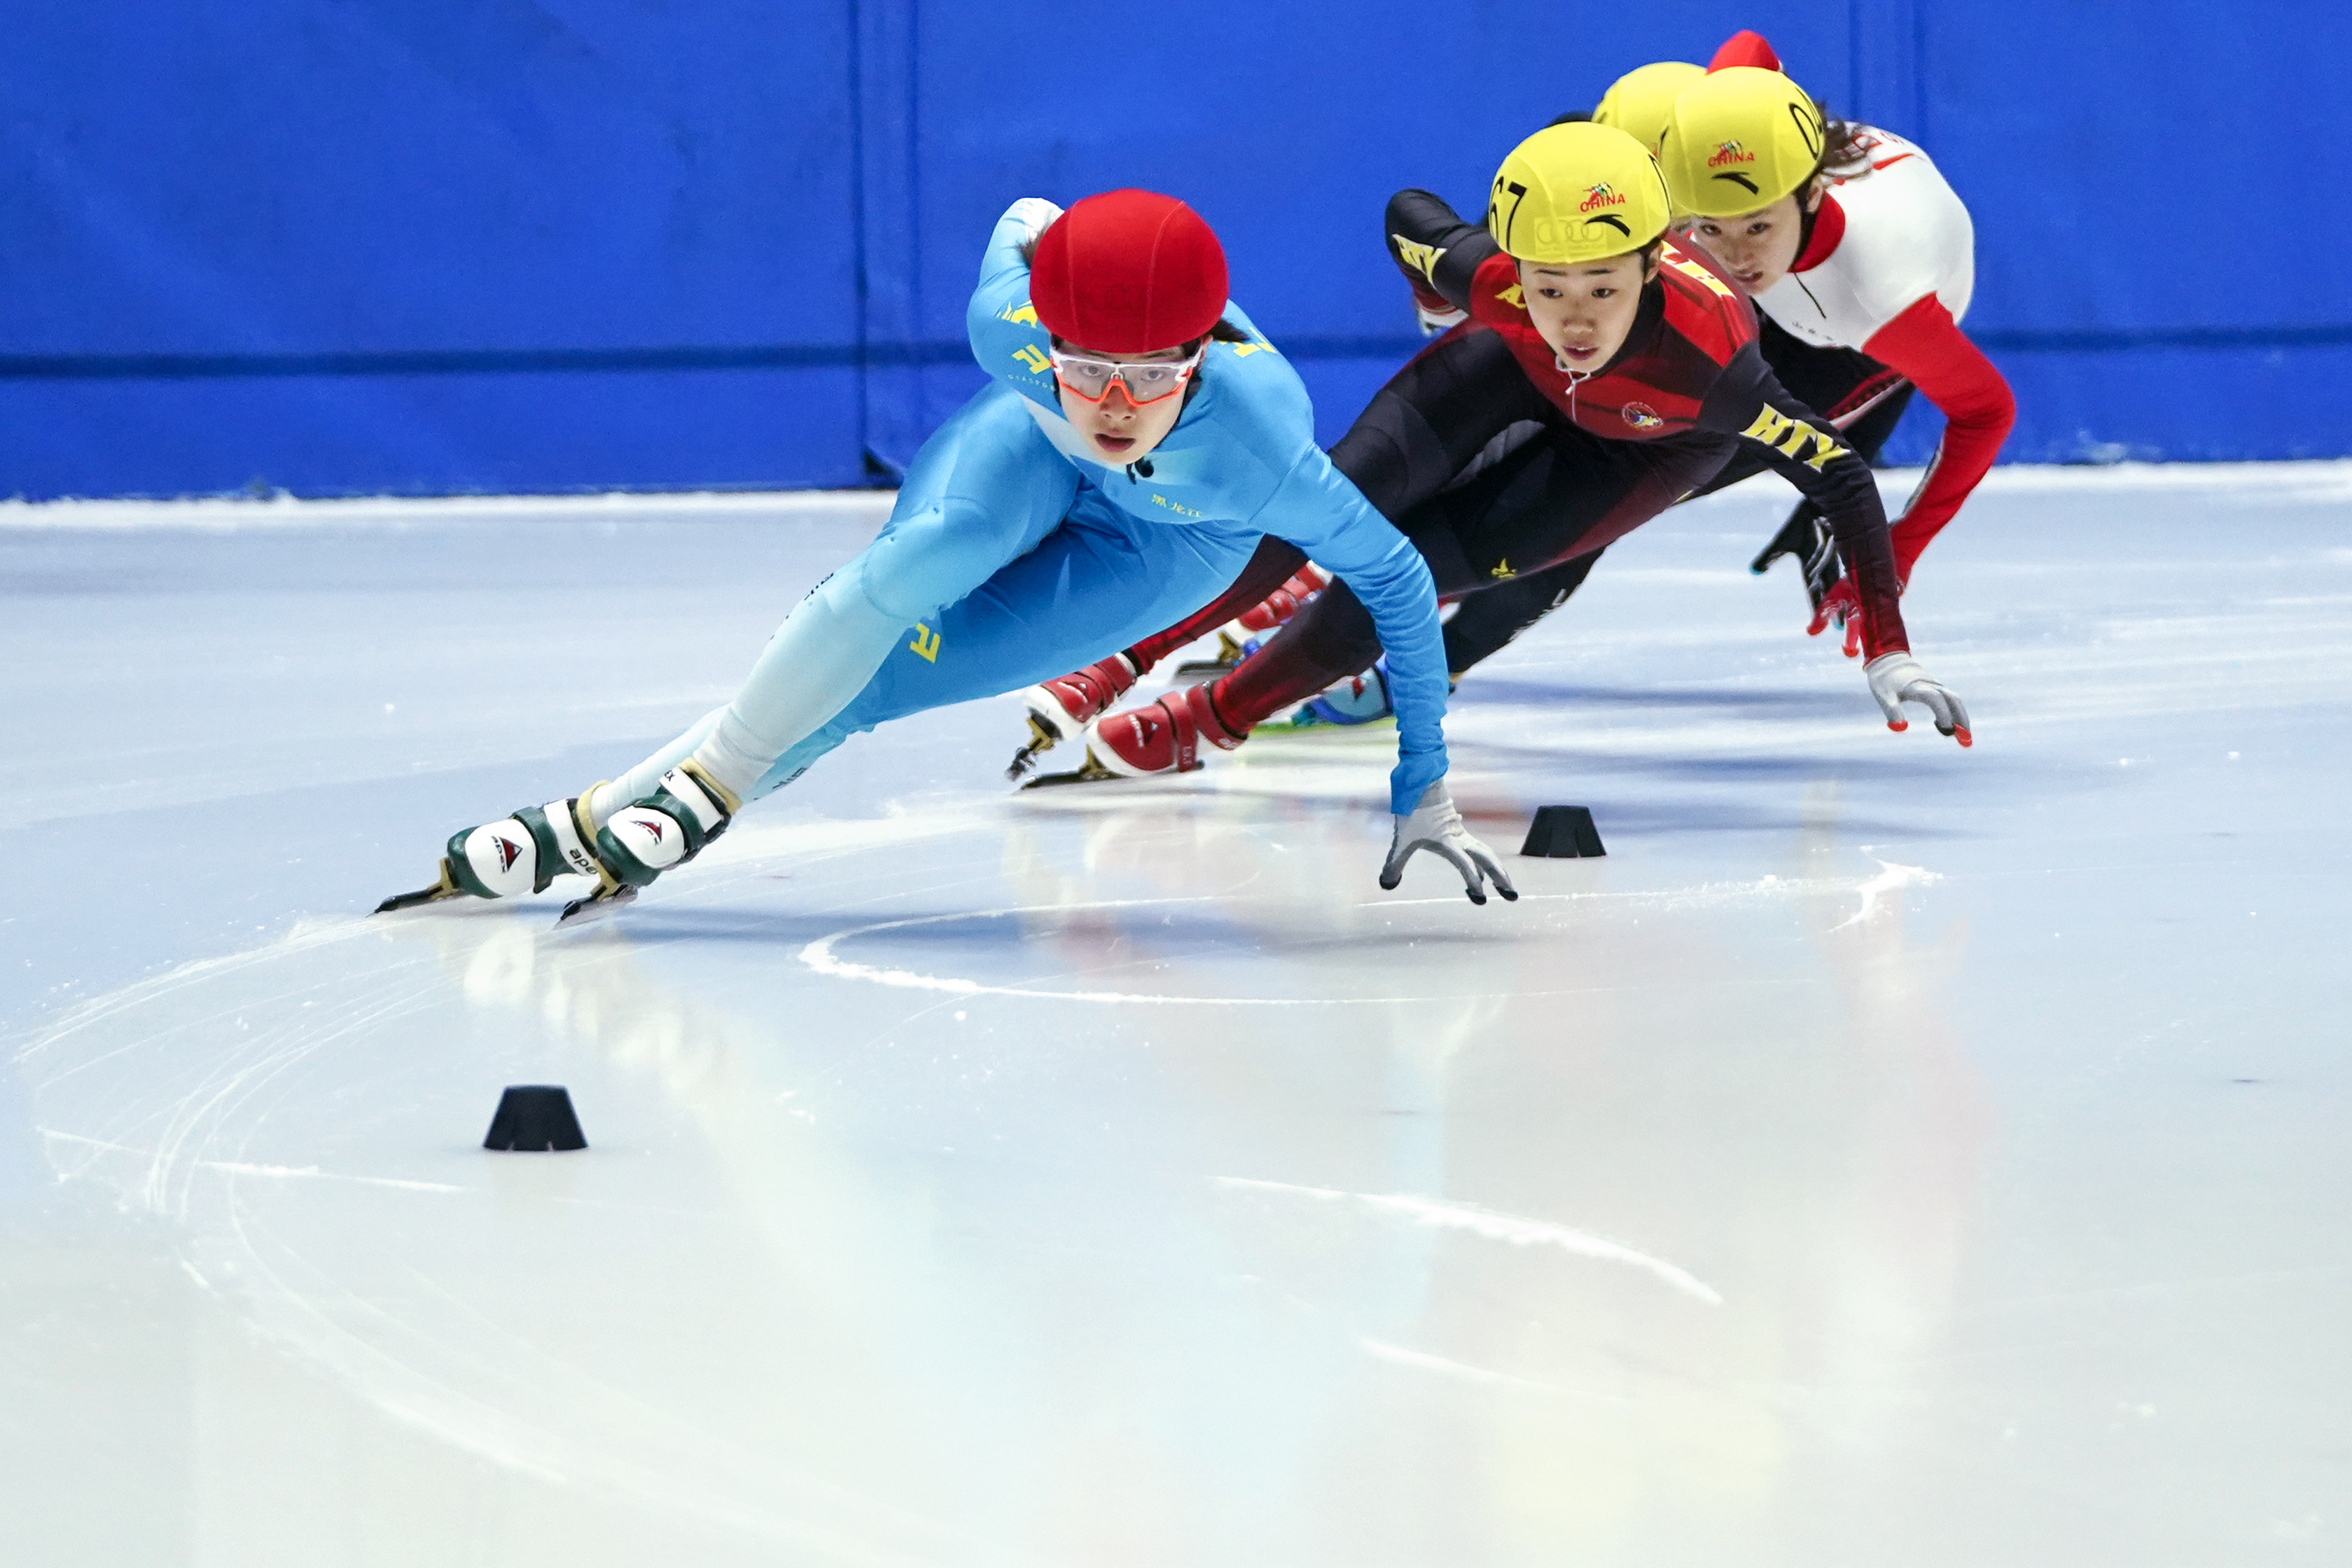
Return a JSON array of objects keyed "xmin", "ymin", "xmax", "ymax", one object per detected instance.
[
  {"xmin": 375, "ymin": 788, "xmax": 617, "ymax": 913},
  {"xmin": 564, "ymin": 761, "xmax": 741, "ymax": 923}
]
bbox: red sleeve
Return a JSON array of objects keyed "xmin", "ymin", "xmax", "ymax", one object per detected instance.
[{"xmin": 1860, "ymin": 293, "xmax": 2016, "ymax": 583}]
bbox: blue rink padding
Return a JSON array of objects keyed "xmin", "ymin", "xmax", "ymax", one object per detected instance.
[{"xmin": 1, "ymin": 1, "xmax": 2345, "ymax": 495}]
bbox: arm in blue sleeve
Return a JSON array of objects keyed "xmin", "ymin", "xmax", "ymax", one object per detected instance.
[
  {"xmin": 1253, "ymin": 447, "xmax": 1451, "ymax": 814},
  {"xmin": 966, "ymin": 200, "xmax": 1065, "ymax": 405}
]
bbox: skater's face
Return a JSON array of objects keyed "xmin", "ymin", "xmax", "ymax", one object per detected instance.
[
  {"xmin": 1684, "ymin": 186, "xmax": 1818, "ymax": 295},
  {"xmin": 1054, "ymin": 340, "xmax": 1195, "ymax": 463},
  {"xmin": 1518, "ymin": 250, "xmax": 1659, "ymax": 371}
]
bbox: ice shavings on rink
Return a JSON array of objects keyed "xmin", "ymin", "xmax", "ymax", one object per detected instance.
[{"xmin": 1834, "ymin": 858, "xmax": 1939, "ymax": 929}]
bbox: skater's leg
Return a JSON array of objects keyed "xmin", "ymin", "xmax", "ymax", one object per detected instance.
[
  {"xmin": 749, "ymin": 500, "xmax": 1263, "ymax": 800},
  {"xmin": 1004, "ymin": 536, "xmax": 1322, "ymax": 778},
  {"xmin": 1437, "ymin": 550, "xmax": 1606, "ymax": 676},
  {"xmin": 589, "ymin": 384, "xmax": 1077, "ymax": 824},
  {"xmin": 1215, "ymin": 427, "xmax": 1723, "ymax": 727},
  {"xmin": 1119, "ymin": 534, "xmax": 1310, "ymax": 671}
]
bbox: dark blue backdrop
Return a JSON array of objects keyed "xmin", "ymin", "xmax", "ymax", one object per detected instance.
[{"xmin": 3, "ymin": 2, "xmax": 2344, "ymax": 498}]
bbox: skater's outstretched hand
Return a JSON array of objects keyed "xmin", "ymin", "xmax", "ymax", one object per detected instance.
[
  {"xmin": 1381, "ymin": 781, "xmax": 1518, "ymax": 905},
  {"xmin": 1865, "ymin": 652, "xmax": 1972, "ymax": 746},
  {"xmin": 1750, "ymin": 506, "xmax": 1841, "ymax": 602},
  {"xmin": 1807, "ymin": 579, "xmax": 1865, "ymax": 658}
]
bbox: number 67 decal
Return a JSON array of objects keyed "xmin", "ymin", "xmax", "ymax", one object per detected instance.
[{"xmin": 1488, "ymin": 177, "xmax": 1529, "ymax": 249}]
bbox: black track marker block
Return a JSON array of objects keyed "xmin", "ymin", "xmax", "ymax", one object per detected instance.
[
  {"xmin": 1520, "ymin": 805, "xmax": 1606, "ymax": 859},
  {"xmin": 484, "ymin": 1085, "xmax": 587, "ymax": 1152}
]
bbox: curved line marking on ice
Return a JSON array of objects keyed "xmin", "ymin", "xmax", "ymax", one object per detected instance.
[
  {"xmin": 1221, "ymin": 1176, "xmax": 1723, "ymax": 1306},
  {"xmin": 797, "ymin": 867, "xmax": 1924, "ymax": 1007},
  {"xmin": 798, "ymin": 898, "xmax": 1488, "ymax": 1007}
]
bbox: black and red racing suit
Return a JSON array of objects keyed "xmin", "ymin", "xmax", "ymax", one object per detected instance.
[{"xmin": 1190, "ymin": 190, "xmax": 1911, "ymax": 728}]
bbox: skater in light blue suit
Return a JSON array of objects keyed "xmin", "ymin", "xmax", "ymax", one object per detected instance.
[{"xmin": 391, "ymin": 190, "xmax": 1515, "ymax": 921}]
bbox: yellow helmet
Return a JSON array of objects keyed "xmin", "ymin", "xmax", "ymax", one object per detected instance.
[
  {"xmin": 1592, "ymin": 61, "xmax": 1704, "ymax": 154},
  {"xmin": 1486, "ymin": 121, "xmax": 1672, "ymax": 264},
  {"xmin": 1656, "ymin": 65, "xmax": 1828, "ymax": 218}
]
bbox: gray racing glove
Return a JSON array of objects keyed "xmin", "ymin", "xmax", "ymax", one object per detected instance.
[
  {"xmin": 1865, "ymin": 652, "xmax": 1972, "ymax": 746},
  {"xmin": 1380, "ymin": 781, "xmax": 1518, "ymax": 905}
]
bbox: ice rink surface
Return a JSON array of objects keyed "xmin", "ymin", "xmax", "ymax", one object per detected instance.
[{"xmin": 4, "ymin": 465, "xmax": 2348, "ymax": 1565}]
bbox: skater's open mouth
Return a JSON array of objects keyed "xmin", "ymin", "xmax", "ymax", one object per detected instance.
[
  {"xmin": 1559, "ymin": 344, "xmax": 1599, "ymax": 362},
  {"xmin": 1092, "ymin": 434, "xmax": 1136, "ymax": 454}
]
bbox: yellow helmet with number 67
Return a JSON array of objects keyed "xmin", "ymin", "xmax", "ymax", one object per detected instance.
[
  {"xmin": 1486, "ymin": 121, "xmax": 1672, "ymax": 264},
  {"xmin": 1655, "ymin": 64, "xmax": 1828, "ymax": 218}
]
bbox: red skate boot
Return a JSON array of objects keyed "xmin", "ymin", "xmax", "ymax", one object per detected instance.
[
  {"xmin": 1007, "ymin": 653, "xmax": 1139, "ymax": 779},
  {"xmin": 1022, "ymin": 682, "xmax": 1248, "ymax": 788}
]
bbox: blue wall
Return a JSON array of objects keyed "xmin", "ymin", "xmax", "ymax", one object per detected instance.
[{"xmin": 2, "ymin": 2, "xmax": 2344, "ymax": 498}]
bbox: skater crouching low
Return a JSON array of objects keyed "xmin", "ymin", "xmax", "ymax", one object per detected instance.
[{"xmin": 380, "ymin": 189, "xmax": 1515, "ymax": 920}]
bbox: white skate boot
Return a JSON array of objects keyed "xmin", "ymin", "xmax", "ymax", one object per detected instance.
[{"xmin": 375, "ymin": 790, "xmax": 615, "ymax": 913}]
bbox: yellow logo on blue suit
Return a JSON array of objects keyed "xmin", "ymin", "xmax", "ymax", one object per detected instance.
[
  {"xmin": 909, "ymin": 623, "xmax": 942, "ymax": 662},
  {"xmin": 1013, "ymin": 344, "xmax": 1052, "ymax": 375},
  {"xmin": 1000, "ymin": 301, "xmax": 1041, "ymax": 327}
]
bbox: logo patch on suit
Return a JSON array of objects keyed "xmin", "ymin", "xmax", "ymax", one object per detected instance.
[
  {"xmin": 1392, "ymin": 236, "xmax": 1445, "ymax": 283},
  {"xmin": 1738, "ymin": 404, "xmax": 1853, "ymax": 470},
  {"xmin": 493, "ymin": 834, "xmax": 524, "ymax": 871},
  {"xmin": 1622, "ymin": 402, "xmax": 1664, "ymax": 430},
  {"xmin": 910, "ymin": 623, "xmax": 942, "ymax": 662}
]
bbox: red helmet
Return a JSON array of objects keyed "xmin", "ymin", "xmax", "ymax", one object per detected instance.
[
  {"xmin": 1708, "ymin": 29, "xmax": 1783, "ymax": 71},
  {"xmin": 1029, "ymin": 190, "xmax": 1230, "ymax": 355}
]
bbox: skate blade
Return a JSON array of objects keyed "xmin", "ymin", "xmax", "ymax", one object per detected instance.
[
  {"xmin": 373, "ymin": 862, "xmax": 463, "ymax": 914},
  {"xmin": 555, "ymin": 885, "xmax": 638, "ymax": 927},
  {"xmin": 1019, "ymin": 752, "xmax": 1123, "ymax": 790},
  {"xmin": 1005, "ymin": 714, "xmax": 1060, "ymax": 781},
  {"xmin": 1171, "ymin": 631, "xmax": 1246, "ymax": 683}
]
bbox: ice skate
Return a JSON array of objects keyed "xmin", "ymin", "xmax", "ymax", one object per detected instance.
[
  {"xmin": 1007, "ymin": 653, "xmax": 1139, "ymax": 780},
  {"xmin": 375, "ymin": 791, "xmax": 614, "ymax": 914},
  {"xmin": 1281, "ymin": 657, "xmax": 1396, "ymax": 731},
  {"xmin": 566, "ymin": 761, "xmax": 739, "ymax": 916},
  {"xmin": 1024, "ymin": 682, "xmax": 1246, "ymax": 788},
  {"xmin": 1169, "ymin": 629, "xmax": 1258, "ymax": 682}
]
